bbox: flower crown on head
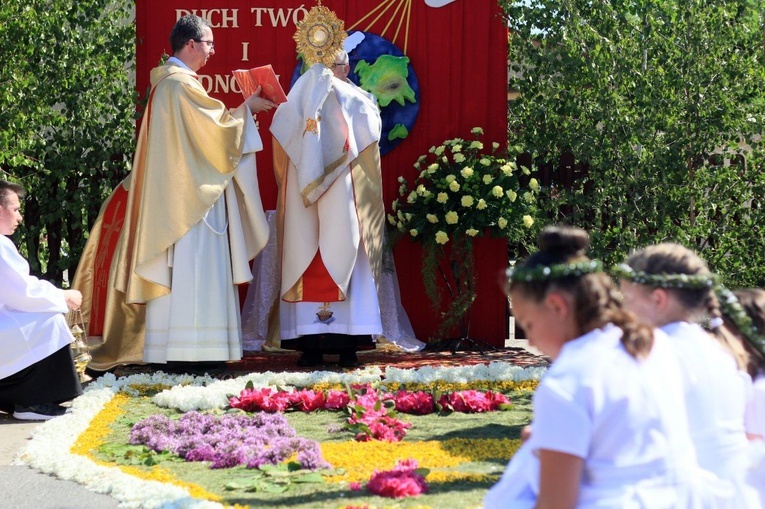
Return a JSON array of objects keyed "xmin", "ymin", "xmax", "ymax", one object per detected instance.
[
  {"xmin": 610, "ymin": 263, "xmax": 719, "ymax": 289},
  {"xmin": 716, "ymin": 286, "xmax": 765, "ymax": 356},
  {"xmin": 506, "ymin": 259, "xmax": 603, "ymax": 283}
]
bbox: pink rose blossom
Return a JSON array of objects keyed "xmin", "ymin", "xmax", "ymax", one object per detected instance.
[
  {"xmin": 394, "ymin": 390, "xmax": 435, "ymax": 415},
  {"xmin": 325, "ymin": 390, "xmax": 351, "ymax": 410},
  {"xmin": 487, "ymin": 391, "xmax": 511, "ymax": 408},
  {"xmin": 295, "ymin": 389, "xmax": 326, "ymax": 412},
  {"xmin": 437, "ymin": 390, "xmax": 510, "ymax": 413},
  {"xmin": 367, "ymin": 459, "xmax": 428, "ymax": 498}
]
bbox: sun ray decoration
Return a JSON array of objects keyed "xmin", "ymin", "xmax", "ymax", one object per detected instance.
[{"xmin": 348, "ymin": 0, "xmax": 413, "ymax": 54}]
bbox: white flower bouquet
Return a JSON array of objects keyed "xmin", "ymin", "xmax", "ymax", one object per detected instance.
[
  {"xmin": 389, "ymin": 127, "xmax": 538, "ymax": 246},
  {"xmin": 389, "ymin": 128, "xmax": 540, "ymax": 340}
]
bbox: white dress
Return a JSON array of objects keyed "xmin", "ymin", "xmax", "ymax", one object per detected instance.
[
  {"xmin": 747, "ymin": 374, "xmax": 765, "ymax": 438},
  {"xmin": 660, "ymin": 322, "xmax": 760, "ymax": 508},
  {"xmin": 485, "ymin": 324, "xmax": 727, "ymax": 509},
  {"xmin": 0, "ymin": 235, "xmax": 73, "ymax": 378},
  {"xmin": 745, "ymin": 374, "xmax": 765, "ymax": 506}
]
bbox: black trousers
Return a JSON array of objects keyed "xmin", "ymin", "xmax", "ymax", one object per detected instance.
[
  {"xmin": 281, "ymin": 333, "xmax": 374, "ymax": 354},
  {"xmin": 0, "ymin": 345, "xmax": 83, "ymax": 412}
]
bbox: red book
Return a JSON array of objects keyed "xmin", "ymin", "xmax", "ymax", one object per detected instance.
[{"xmin": 232, "ymin": 65, "xmax": 288, "ymax": 104}]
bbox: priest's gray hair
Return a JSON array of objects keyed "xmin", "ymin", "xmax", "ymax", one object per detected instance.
[
  {"xmin": 170, "ymin": 15, "xmax": 212, "ymax": 53},
  {"xmin": 334, "ymin": 50, "xmax": 349, "ymax": 65}
]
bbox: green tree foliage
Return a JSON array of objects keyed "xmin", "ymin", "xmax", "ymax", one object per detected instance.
[
  {"xmin": 500, "ymin": 0, "xmax": 765, "ymax": 286},
  {"xmin": 0, "ymin": 0, "xmax": 136, "ymax": 284}
]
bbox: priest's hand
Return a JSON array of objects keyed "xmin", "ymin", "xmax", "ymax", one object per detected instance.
[
  {"xmin": 64, "ymin": 290, "xmax": 83, "ymax": 310},
  {"xmin": 245, "ymin": 85, "xmax": 278, "ymax": 114}
]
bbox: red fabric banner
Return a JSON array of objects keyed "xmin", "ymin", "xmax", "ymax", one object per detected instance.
[
  {"xmin": 90, "ymin": 184, "xmax": 129, "ymax": 336},
  {"xmin": 135, "ymin": 0, "xmax": 509, "ymax": 345}
]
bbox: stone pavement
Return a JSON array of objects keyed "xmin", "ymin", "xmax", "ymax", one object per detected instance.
[{"xmin": 0, "ymin": 413, "xmax": 120, "ymax": 509}]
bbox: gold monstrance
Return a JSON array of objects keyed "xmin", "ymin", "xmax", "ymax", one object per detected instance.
[{"xmin": 293, "ymin": 0, "xmax": 346, "ymax": 67}]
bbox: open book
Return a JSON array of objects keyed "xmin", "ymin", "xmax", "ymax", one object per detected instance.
[{"xmin": 232, "ymin": 65, "xmax": 288, "ymax": 104}]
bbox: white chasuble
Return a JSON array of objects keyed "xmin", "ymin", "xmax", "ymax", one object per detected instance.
[
  {"xmin": 279, "ymin": 164, "xmax": 382, "ymax": 339},
  {"xmin": 271, "ymin": 64, "xmax": 384, "ymax": 340}
]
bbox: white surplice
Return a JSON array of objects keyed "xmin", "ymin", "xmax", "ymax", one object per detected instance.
[{"xmin": 0, "ymin": 235, "xmax": 73, "ymax": 378}]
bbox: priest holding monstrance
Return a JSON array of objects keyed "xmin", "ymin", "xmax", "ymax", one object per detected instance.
[{"xmin": 268, "ymin": 4, "xmax": 423, "ymax": 367}]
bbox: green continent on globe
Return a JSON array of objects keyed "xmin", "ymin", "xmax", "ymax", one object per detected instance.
[
  {"xmin": 355, "ymin": 55, "xmax": 416, "ymax": 107},
  {"xmin": 388, "ymin": 123, "xmax": 409, "ymax": 141}
]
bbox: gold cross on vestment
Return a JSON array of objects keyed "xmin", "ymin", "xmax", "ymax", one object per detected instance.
[
  {"xmin": 316, "ymin": 301, "xmax": 333, "ymax": 322},
  {"xmin": 305, "ymin": 116, "xmax": 321, "ymax": 134}
]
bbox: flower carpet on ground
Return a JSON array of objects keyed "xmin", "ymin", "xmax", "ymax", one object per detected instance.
[{"xmin": 15, "ymin": 353, "xmax": 546, "ymax": 509}]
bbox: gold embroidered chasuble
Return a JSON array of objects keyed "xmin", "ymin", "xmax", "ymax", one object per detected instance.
[
  {"xmin": 113, "ymin": 64, "xmax": 267, "ymax": 303},
  {"xmin": 75, "ymin": 63, "xmax": 269, "ymax": 369}
]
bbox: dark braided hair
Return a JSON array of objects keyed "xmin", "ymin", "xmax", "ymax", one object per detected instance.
[{"xmin": 509, "ymin": 226, "xmax": 654, "ymax": 359}]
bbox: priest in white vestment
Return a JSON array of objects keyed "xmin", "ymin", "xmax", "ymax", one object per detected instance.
[
  {"xmin": 269, "ymin": 57, "xmax": 424, "ymax": 367},
  {"xmin": 0, "ymin": 181, "xmax": 83, "ymax": 420},
  {"xmin": 105, "ymin": 15, "xmax": 273, "ymax": 368}
]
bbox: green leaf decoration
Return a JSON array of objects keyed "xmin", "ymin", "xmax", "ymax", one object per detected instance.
[
  {"xmin": 292, "ymin": 472, "xmax": 325, "ymax": 484},
  {"xmin": 414, "ymin": 467, "xmax": 431, "ymax": 478}
]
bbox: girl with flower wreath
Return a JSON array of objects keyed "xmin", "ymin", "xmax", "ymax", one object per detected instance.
[
  {"xmin": 719, "ymin": 287, "xmax": 765, "ymax": 505},
  {"xmin": 485, "ymin": 225, "xmax": 722, "ymax": 509},
  {"xmin": 617, "ymin": 243, "xmax": 759, "ymax": 508}
]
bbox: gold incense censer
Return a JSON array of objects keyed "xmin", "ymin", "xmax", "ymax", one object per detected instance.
[{"xmin": 67, "ymin": 309, "xmax": 92, "ymax": 383}]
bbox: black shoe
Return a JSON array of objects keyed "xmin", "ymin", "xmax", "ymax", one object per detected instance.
[
  {"xmin": 84, "ymin": 367, "xmax": 115, "ymax": 380},
  {"xmin": 151, "ymin": 361, "xmax": 227, "ymax": 375},
  {"xmin": 13, "ymin": 403, "xmax": 67, "ymax": 421},
  {"xmin": 338, "ymin": 352, "xmax": 359, "ymax": 368},
  {"xmin": 296, "ymin": 352, "xmax": 323, "ymax": 367}
]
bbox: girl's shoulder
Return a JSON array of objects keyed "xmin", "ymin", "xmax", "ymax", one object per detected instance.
[
  {"xmin": 662, "ymin": 321, "xmax": 738, "ymax": 366},
  {"xmin": 557, "ymin": 323, "xmax": 624, "ymax": 361},
  {"xmin": 0, "ymin": 234, "xmax": 18, "ymax": 256},
  {"xmin": 544, "ymin": 324, "xmax": 630, "ymax": 387}
]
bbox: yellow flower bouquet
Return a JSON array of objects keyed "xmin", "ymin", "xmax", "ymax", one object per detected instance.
[{"xmin": 389, "ymin": 128, "xmax": 539, "ymax": 341}]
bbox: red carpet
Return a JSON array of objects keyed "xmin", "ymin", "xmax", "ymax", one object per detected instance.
[
  {"xmin": 106, "ymin": 346, "xmax": 548, "ymax": 378},
  {"xmin": 230, "ymin": 346, "xmax": 548, "ymax": 372}
]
